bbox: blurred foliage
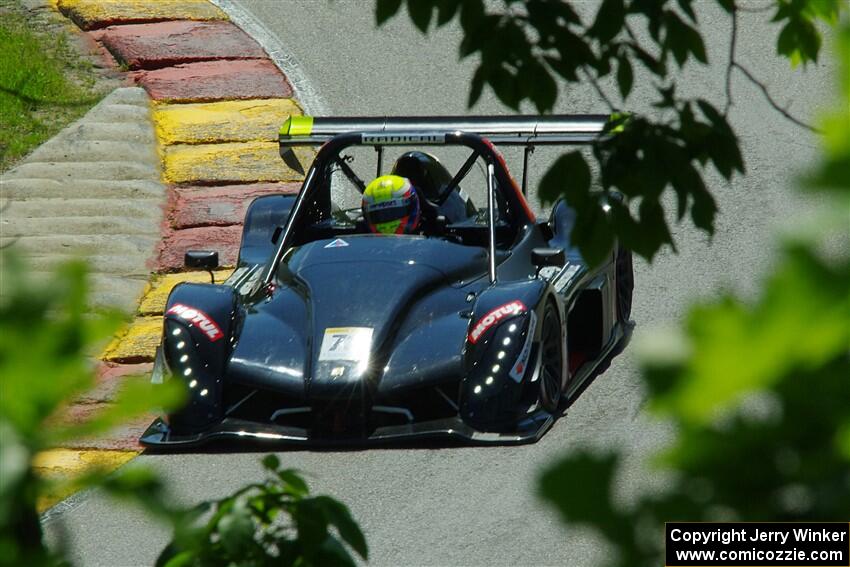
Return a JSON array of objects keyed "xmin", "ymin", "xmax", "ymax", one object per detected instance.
[
  {"xmin": 0, "ymin": 253, "xmax": 185, "ymax": 566},
  {"xmin": 376, "ymin": 0, "xmax": 849, "ymax": 564},
  {"xmin": 156, "ymin": 454, "xmax": 368, "ymax": 567},
  {"xmin": 375, "ymin": 0, "xmax": 845, "ymax": 264},
  {"xmin": 805, "ymin": 17, "xmax": 850, "ymax": 194},
  {"xmin": 0, "ymin": 254, "xmax": 368, "ymax": 566},
  {"xmin": 539, "ymin": 243, "xmax": 849, "ymax": 565},
  {"xmin": 534, "ymin": 17, "xmax": 850, "ymax": 567}
]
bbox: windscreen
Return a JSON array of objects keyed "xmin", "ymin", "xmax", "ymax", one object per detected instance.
[{"xmin": 327, "ymin": 145, "xmax": 497, "ymax": 223}]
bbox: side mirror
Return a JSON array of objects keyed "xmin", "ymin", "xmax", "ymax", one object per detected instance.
[
  {"xmin": 434, "ymin": 215, "xmax": 448, "ymax": 233},
  {"xmin": 537, "ymin": 220, "xmax": 554, "ymax": 241},
  {"xmin": 531, "ymin": 247, "xmax": 565, "ymax": 271},
  {"xmin": 185, "ymin": 250, "xmax": 219, "ymax": 283}
]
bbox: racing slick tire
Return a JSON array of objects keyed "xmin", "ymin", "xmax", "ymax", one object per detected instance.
[
  {"xmin": 616, "ymin": 245, "xmax": 634, "ymax": 323},
  {"xmin": 539, "ymin": 301, "xmax": 564, "ymax": 413}
]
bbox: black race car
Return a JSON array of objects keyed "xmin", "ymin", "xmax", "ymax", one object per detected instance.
[{"xmin": 141, "ymin": 115, "xmax": 633, "ymax": 447}]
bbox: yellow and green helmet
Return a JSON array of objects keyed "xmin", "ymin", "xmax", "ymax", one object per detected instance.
[{"xmin": 361, "ymin": 175, "xmax": 421, "ymax": 235}]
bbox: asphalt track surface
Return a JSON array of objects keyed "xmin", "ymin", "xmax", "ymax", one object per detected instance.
[{"xmin": 47, "ymin": 3, "xmax": 836, "ymax": 566}]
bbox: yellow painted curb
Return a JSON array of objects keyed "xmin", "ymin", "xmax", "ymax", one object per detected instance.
[
  {"xmin": 34, "ymin": 449, "xmax": 139, "ymax": 511},
  {"xmin": 138, "ymin": 269, "xmax": 233, "ymax": 315},
  {"xmin": 57, "ymin": 0, "xmax": 226, "ymax": 28},
  {"xmin": 34, "ymin": 448, "xmax": 138, "ymax": 475},
  {"xmin": 101, "ymin": 316, "xmax": 162, "ymax": 363},
  {"xmin": 154, "ymin": 99, "xmax": 302, "ymax": 145},
  {"xmin": 163, "ymin": 141, "xmax": 313, "ymax": 184}
]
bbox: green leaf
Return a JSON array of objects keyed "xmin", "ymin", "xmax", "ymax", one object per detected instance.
[
  {"xmin": 652, "ymin": 244, "xmax": 850, "ymax": 423},
  {"xmin": 294, "ymin": 498, "xmax": 331, "ymax": 553},
  {"xmin": 605, "ymin": 112, "xmax": 631, "ymax": 135},
  {"xmin": 261, "ymin": 454, "xmax": 280, "ymax": 472},
  {"xmin": 796, "ymin": 17, "xmax": 822, "ymax": 62},
  {"xmin": 375, "ymin": 0, "xmax": 402, "ymax": 25},
  {"xmin": 98, "ymin": 465, "xmax": 177, "ymax": 520},
  {"xmin": 156, "ymin": 545, "xmax": 195, "ymax": 567},
  {"xmin": 217, "ymin": 499, "xmax": 256, "ymax": 556},
  {"xmin": 776, "ymin": 16, "xmax": 822, "ymax": 66},
  {"xmin": 0, "ymin": 255, "xmax": 124, "ymax": 441},
  {"xmin": 806, "ymin": 0, "xmax": 842, "ymax": 22},
  {"xmin": 314, "ymin": 536, "xmax": 358, "ymax": 567},
  {"xmin": 277, "ymin": 469, "xmax": 310, "ymax": 498},
  {"xmin": 837, "ymin": 420, "xmax": 850, "ymax": 459},
  {"xmin": 51, "ymin": 377, "xmax": 186, "ymax": 444},
  {"xmin": 314, "ymin": 496, "xmax": 369, "ymax": 560},
  {"xmin": 804, "ymin": 21, "xmax": 849, "ymax": 193},
  {"xmin": 805, "ymin": 156, "xmax": 850, "ymax": 191},
  {"xmin": 155, "ymin": 455, "xmax": 367, "ymax": 567},
  {"xmin": 616, "ymin": 54, "xmax": 633, "ymax": 99},
  {"xmin": 538, "ymin": 151, "xmax": 591, "ymax": 207},
  {"xmin": 777, "ymin": 20, "xmax": 797, "ymax": 58}
]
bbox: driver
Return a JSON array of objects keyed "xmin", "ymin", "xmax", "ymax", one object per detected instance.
[{"xmin": 361, "ymin": 175, "xmax": 421, "ymax": 235}]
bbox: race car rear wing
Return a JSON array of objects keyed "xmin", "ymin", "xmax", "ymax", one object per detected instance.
[
  {"xmin": 278, "ymin": 114, "xmax": 609, "ymax": 147},
  {"xmin": 278, "ymin": 114, "xmax": 611, "ymax": 180}
]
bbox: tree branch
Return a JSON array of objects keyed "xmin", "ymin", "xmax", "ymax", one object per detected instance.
[
  {"xmin": 721, "ymin": 2, "xmax": 818, "ymax": 133},
  {"xmin": 724, "ymin": 7, "xmax": 738, "ymax": 115},
  {"xmin": 732, "ymin": 62, "xmax": 820, "ymax": 133},
  {"xmin": 623, "ymin": 20, "xmax": 639, "ymax": 43},
  {"xmin": 580, "ymin": 65, "xmax": 616, "ymax": 111}
]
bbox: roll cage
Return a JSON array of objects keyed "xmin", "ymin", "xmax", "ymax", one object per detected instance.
[{"xmin": 263, "ymin": 115, "xmax": 610, "ymax": 286}]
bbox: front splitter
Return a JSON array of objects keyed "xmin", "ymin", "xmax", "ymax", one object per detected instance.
[{"xmin": 139, "ymin": 412, "xmax": 554, "ymax": 449}]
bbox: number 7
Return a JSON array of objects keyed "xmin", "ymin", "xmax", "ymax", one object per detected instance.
[{"xmin": 329, "ymin": 335, "xmax": 346, "ymax": 351}]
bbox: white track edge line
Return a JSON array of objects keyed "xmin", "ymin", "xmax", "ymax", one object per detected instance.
[{"xmin": 209, "ymin": 0, "xmax": 331, "ymax": 116}]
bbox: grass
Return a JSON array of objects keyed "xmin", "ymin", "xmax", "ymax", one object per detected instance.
[{"xmin": 0, "ymin": 2, "xmax": 103, "ymax": 171}]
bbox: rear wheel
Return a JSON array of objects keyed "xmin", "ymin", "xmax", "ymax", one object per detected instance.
[
  {"xmin": 616, "ymin": 245, "xmax": 634, "ymax": 323},
  {"xmin": 539, "ymin": 302, "xmax": 564, "ymax": 413}
]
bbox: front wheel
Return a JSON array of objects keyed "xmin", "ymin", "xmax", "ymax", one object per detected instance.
[
  {"xmin": 616, "ymin": 245, "xmax": 634, "ymax": 323},
  {"xmin": 538, "ymin": 302, "xmax": 564, "ymax": 413}
]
